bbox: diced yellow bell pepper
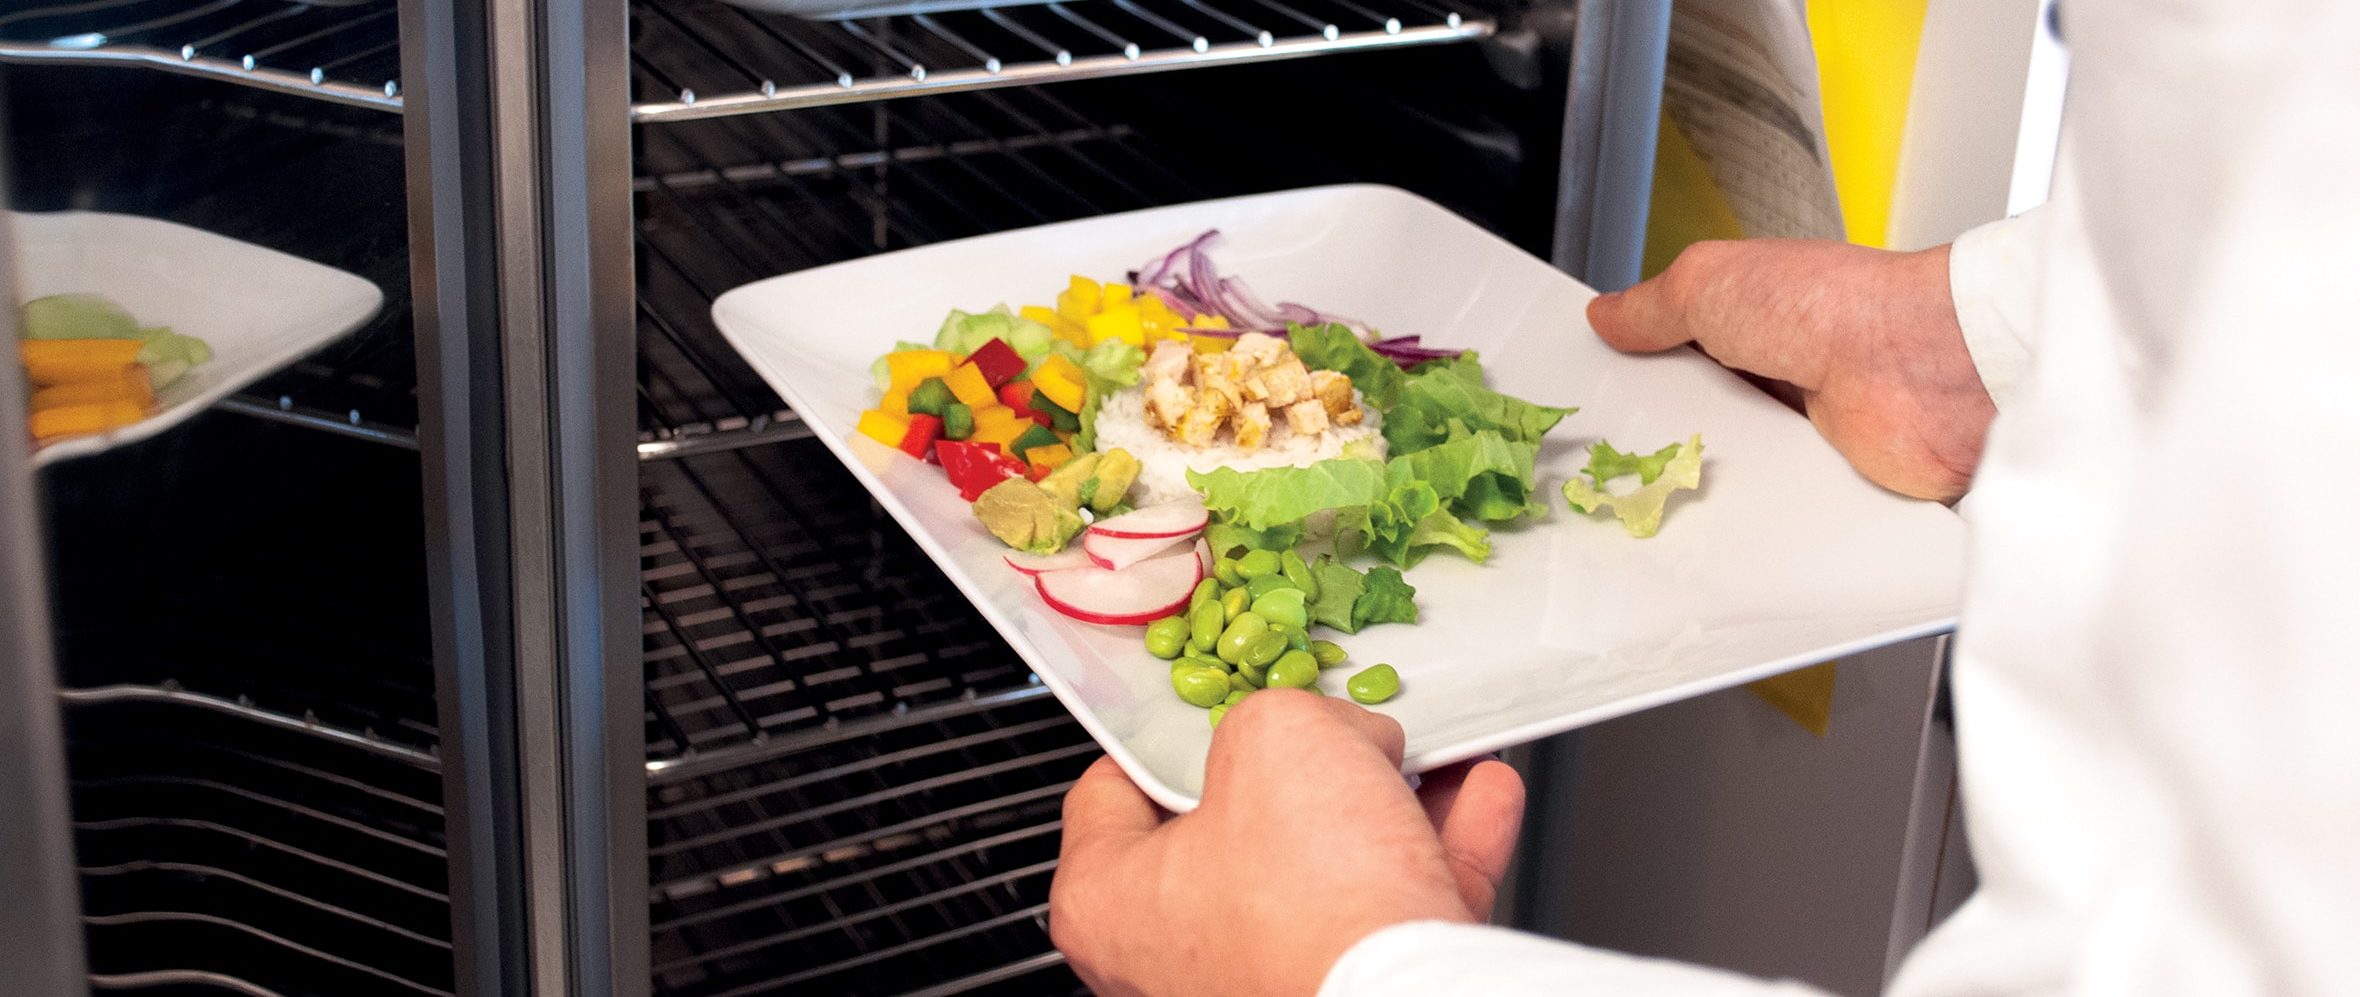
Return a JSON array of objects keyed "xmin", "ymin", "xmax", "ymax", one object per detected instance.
[
  {"xmin": 1032, "ymin": 353, "xmax": 1087, "ymax": 412},
  {"xmin": 1190, "ymin": 334, "xmax": 1233, "ymax": 355},
  {"xmin": 882, "ymin": 385, "xmax": 911, "ymax": 417},
  {"xmin": 1025, "ymin": 443, "xmax": 1075, "ymax": 476},
  {"xmin": 1056, "ymin": 275, "xmax": 1101, "ymax": 325},
  {"xmin": 856, "ymin": 409, "xmax": 911, "ymax": 448},
  {"xmin": 941, "ymin": 362, "xmax": 997, "ymax": 409},
  {"xmin": 885, "ymin": 349, "xmax": 955, "ymax": 394},
  {"xmin": 1085, "ymin": 304, "xmax": 1145, "ymax": 347},
  {"xmin": 1137, "ymin": 294, "xmax": 1178, "ymax": 326},
  {"xmin": 1101, "ymin": 282, "xmax": 1133, "ymax": 309},
  {"xmin": 1194, "ymin": 314, "xmax": 1232, "ymax": 330},
  {"xmin": 1021, "ymin": 304, "xmax": 1089, "ymax": 345},
  {"xmin": 969, "ymin": 404, "xmax": 1029, "ymax": 450}
]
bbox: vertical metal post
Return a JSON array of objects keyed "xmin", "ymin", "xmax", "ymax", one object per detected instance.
[
  {"xmin": 1551, "ymin": 0, "xmax": 1671, "ymax": 292},
  {"xmin": 0, "ymin": 153, "xmax": 92, "ymax": 997},
  {"xmin": 406, "ymin": 0, "xmax": 645, "ymax": 993},
  {"xmin": 1518, "ymin": 0, "xmax": 1671, "ymax": 938}
]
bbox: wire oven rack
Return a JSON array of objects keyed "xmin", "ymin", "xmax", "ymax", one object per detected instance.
[{"xmin": 0, "ymin": 0, "xmax": 1487, "ymax": 121}]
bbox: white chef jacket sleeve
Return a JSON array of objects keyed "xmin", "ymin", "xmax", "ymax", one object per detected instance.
[
  {"xmin": 1318, "ymin": 921, "xmax": 1828, "ymax": 997},
  {"xmin": 1944, "ymin": 207, "xmax": 2045, "ymax": 409}
]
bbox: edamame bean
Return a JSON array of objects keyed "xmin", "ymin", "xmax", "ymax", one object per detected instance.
[
  {"xmin": 1266, "ymin": 650, "xmax": 1319, "ymax": 689},
  {"xmin": 1173, "ymin": 666, "xmax": 1231, "ymax": 708},
  {"xmin": 1188, "ymin": 601, "xmax": 1225, "ymax": 653},
  {"xmin": 1310, "ymin": 639, "xmax": 1348, "ymax": 668},
  {"xmin": 1276, "ymin": 624, "xmax": 1312, "ymax": 653},
  {"xmin": 1221, "ymin": 586, "xmax": 1250, "ymax": 622},
  {"xmin": 1215, "ymin": 612, "xmax": 1267, "ymax": 663},
  {"xmin": 1236, "ymin": 549, "xmax": 1280, "ymax": 579},
  {"xmin": 1236, "ymin": 658, "xmax": 1269, "ymax": 688},
  {"xmin": 1239, "ymin": 630, "xmax": 1288, "ymax": 669},
  {"xmin": 1189, "ymin": 578, "xmax": 1220, "ymax": 613},
  {"xmin": 1228, "ymin": 671, "xmax": 1256, "ymax": 693},
  {"xmin": 1250, "ymin": 588, "xmax": 1308, "ymax": 629},
  {"xmin": 1215, "ymin": 556, "xmax": 1243, "ymax": 587},
  {"xmin": 1223, "ymin": 689, "xmax": 1252, "ymax": 707},
  {"xmin": 1346, "ymin": 663, "xmax": 1400, "ymax": 704},
  {"xmin": 1144, "ymin": 616, "xmax": 1189, "ymax": 659},
  {"xmin": 1208, "ymin": 704, "xmax": 1229, "ymax": 728},
  {"xmin": 1280, "ymin": 550, "xmax": 1319, "ymax": 599},
  {"xmin": 1245, "ymin": 574, "xmax": 1300, "ymax": 600},
  {"xmin": 1175, "ymin": 653, "xmax": 1228, "ymax": 675}
]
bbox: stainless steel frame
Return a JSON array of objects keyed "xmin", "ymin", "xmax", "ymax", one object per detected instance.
[{"xmin": 0, "ymin": 156, "xmax": 91, "ymax": 997}]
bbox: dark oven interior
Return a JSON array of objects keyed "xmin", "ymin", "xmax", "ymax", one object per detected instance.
[{"xmin": 5, "ymin": 0, "xmax": 1570, "ymax": 992}]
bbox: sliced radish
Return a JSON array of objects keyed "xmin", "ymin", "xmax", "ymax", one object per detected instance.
[
  {"xmin": 1036, "ymin": 546, "xmax": 1204, "ymax": 625},
  {"xmin": 1088, "ymin": 498, "xmax": 1209, "ymax": 540},
  {"xmin": 1084, "ymin": 530, "xmax": 1194, "ymax": 571},
  {"xmin": 1193, "ymin": 537, "xmax": 1213, "ymax": 573},
  {"xmin": 1004, "ymin": 546, "xmax": 1094, "ymax": 577}
]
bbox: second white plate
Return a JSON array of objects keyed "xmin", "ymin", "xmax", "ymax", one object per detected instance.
[
  {"xmin": 713, "ymin": 185, "xmax": 1967, "ymax": 811},
  {"xmin": 13, "ymin": 210, "xmax": 386, "ymax": 466}
]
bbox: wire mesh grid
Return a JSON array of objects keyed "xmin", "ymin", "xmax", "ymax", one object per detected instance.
[
  {"xmin": 0, "ymin": 0, "xmax": 403, "ymax": 110},
  {"xmin": 647, "ymin": 694, "xmax": 1090, "ymax": 996},
  {"xmin": 628, "ymin": 0, "xmax": 1488, "ymax": 120},
  {"xmin": 67, "ymin": 702, "xmax": 454, "ymax": 996}
]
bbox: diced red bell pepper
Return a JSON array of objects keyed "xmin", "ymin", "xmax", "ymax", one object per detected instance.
[
  {"xmin": 997, "ymin": 380, "xmax": 1055, "ymax": 428},
  {"xmin": 938, "ymin": 440, "xmax": 1029, "ymax": 502},
  {"xmin": 899, "ymin": 413, "xmax": 943, "ymax": 460},
  {"xmin": 965, "ymin": 337, "xmax": 1028, "ymax": 388}
]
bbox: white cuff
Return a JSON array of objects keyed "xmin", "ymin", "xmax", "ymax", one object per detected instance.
[
  {"xmin": 1318, "ymin": 921, "xmax": 1827, "ymax": 997},
  {"xmin": 1947, "ymin": 208, "xmax": 2046, "ymax": 409}
]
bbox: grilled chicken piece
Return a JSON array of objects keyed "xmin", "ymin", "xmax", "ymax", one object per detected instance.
[
  {"xmin": 1282, "ymin": 398, "xmax": 1330, "ymax": 436},
  {"xmin": 1146, "ymin": 379, "xmax": 1193, "ymax": 429},
  {"xmin": 1144, "ymin": 341, "xmax": 1191, "ymax": 384},
  {"xmin": 1309, "ymin": 370, "xmax": 1362, "ymax": 425},
  {"xmin": 1192, "ymin": 353, "xmax": 1246, "ymax": 412},
  {"xmin": 1234, "ymin": 401, "xmax": 1272, "ymax": 450},
  {"xmin": 1229, "ymin": 332, "xmax": 1288, "ymax": 365},
  {"xmin": 1261, "ymin": 357, "xmax": 1312, "ymax": 408}
]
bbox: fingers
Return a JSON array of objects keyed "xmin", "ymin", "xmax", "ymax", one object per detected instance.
[
  {"xmin": 1059, "ymin": 755, "xmax": 1162, "ymax": 864},
  {"xmin": 1418, "ymin": 759, "xmax": 1526, "ymax": 920},
  {"xmin": 1201, "ymin": 691, "xmax": 1408, "ymax": 806}
]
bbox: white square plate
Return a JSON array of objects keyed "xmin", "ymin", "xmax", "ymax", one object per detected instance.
[
  {"xmin": 713, "ymin": 185, "xmax": 1965, "ymax": 811},
  {"xmin": 13, "ymin": 210, "xmax": 386, "ymax": 466}
]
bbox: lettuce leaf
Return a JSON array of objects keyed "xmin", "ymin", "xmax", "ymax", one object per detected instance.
[
  {"xmin": 1189, "ymin": 458, "xmax": 1389, "ymax": 531},
  {"xmin": 1353, "ymin": 567, "xmax": 1419, "ymax": 627},
  {"xmin": 1583, "ymin": 439, "xmax": 1684, "ymax": 487},
  {"xmin": 1389, "ymin": 428, "xmax": 1543, "ymax": 522},
  {"xmin": 1205, "ymin": 520, "xmax": 1306, "ymax": 559},
  {"xmin": 1407, "ymin": 508, "xmax": 1492, "ymax": 564},
  {"xmin": 1384, "ymin": 363, "xmax": 1574, "ymax": 455},
  {"xmin": 1289, "ymin": 322, "xmax": 1408, "ymax": 408},
  {"xmin": 1562, "ymin": 434, "xmax": 1705, "ymax": 538},
  {"xmin": 1306, "ymin": 557, "xmax": 1368, "ymax": 632}
]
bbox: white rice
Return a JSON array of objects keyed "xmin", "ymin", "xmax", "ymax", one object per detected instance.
[{"xmin": 1092, "ymin": 386, "xmax": 1385, "ymax": 506}]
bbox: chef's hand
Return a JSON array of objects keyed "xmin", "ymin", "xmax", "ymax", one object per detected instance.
[
  {"xmin": 1051, "ymin": 691, "xmax": 1525, "ymax": 997},
  {"xmin": 1589, "ymin": 240, "xmax": 1996, "ymax": 502}
]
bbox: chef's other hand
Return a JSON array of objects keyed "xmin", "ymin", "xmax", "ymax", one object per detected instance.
[
  {"xmin": 1588, "ymin": 240, "xmax": 1995, "ymax": 502},
  {"xmin": 1050, "ymin": 691, "xmax": 1525, "ymax": 997}
]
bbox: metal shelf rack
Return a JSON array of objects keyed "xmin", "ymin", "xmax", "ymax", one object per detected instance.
[{"xmin": 1, "ymin": 0, "xmax": 1489, "ymax": 123}]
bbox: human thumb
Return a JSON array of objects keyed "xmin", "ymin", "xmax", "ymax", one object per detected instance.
[{"xmin": 1586, "ymin": 281, "xmax": 1691, "ymax": 354}]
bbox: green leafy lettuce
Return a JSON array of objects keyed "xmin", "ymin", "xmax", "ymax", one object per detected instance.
[
  {"xmin": 1354, "ymin": 567, "xmax": 1418, "ymax": 627},
  {"xmin": 1289, "ymin": 322, "xmax": 1408, "ymax": 408},
  {"xmin": 1389, "ymin": 427, "xmax": 1544, "ymax": 522},
  {"xmin": 1205, "ymin": 520, "xmax": 1307, "ymax": 559},
  {"xmin": 1305, "ymin": 557, "xmax": 1419, "ymax": 633},
  {"xmin": 1562, "ymin": 434, "xmax": 1705, "ymax": 538},
  {"xmin": 1192, "ymin": 457, "xmax": 1489, "ymax": 569},
  {"xmin": 1382, "ymin": 362, "xmax": 1575, "ymax": 456}
]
